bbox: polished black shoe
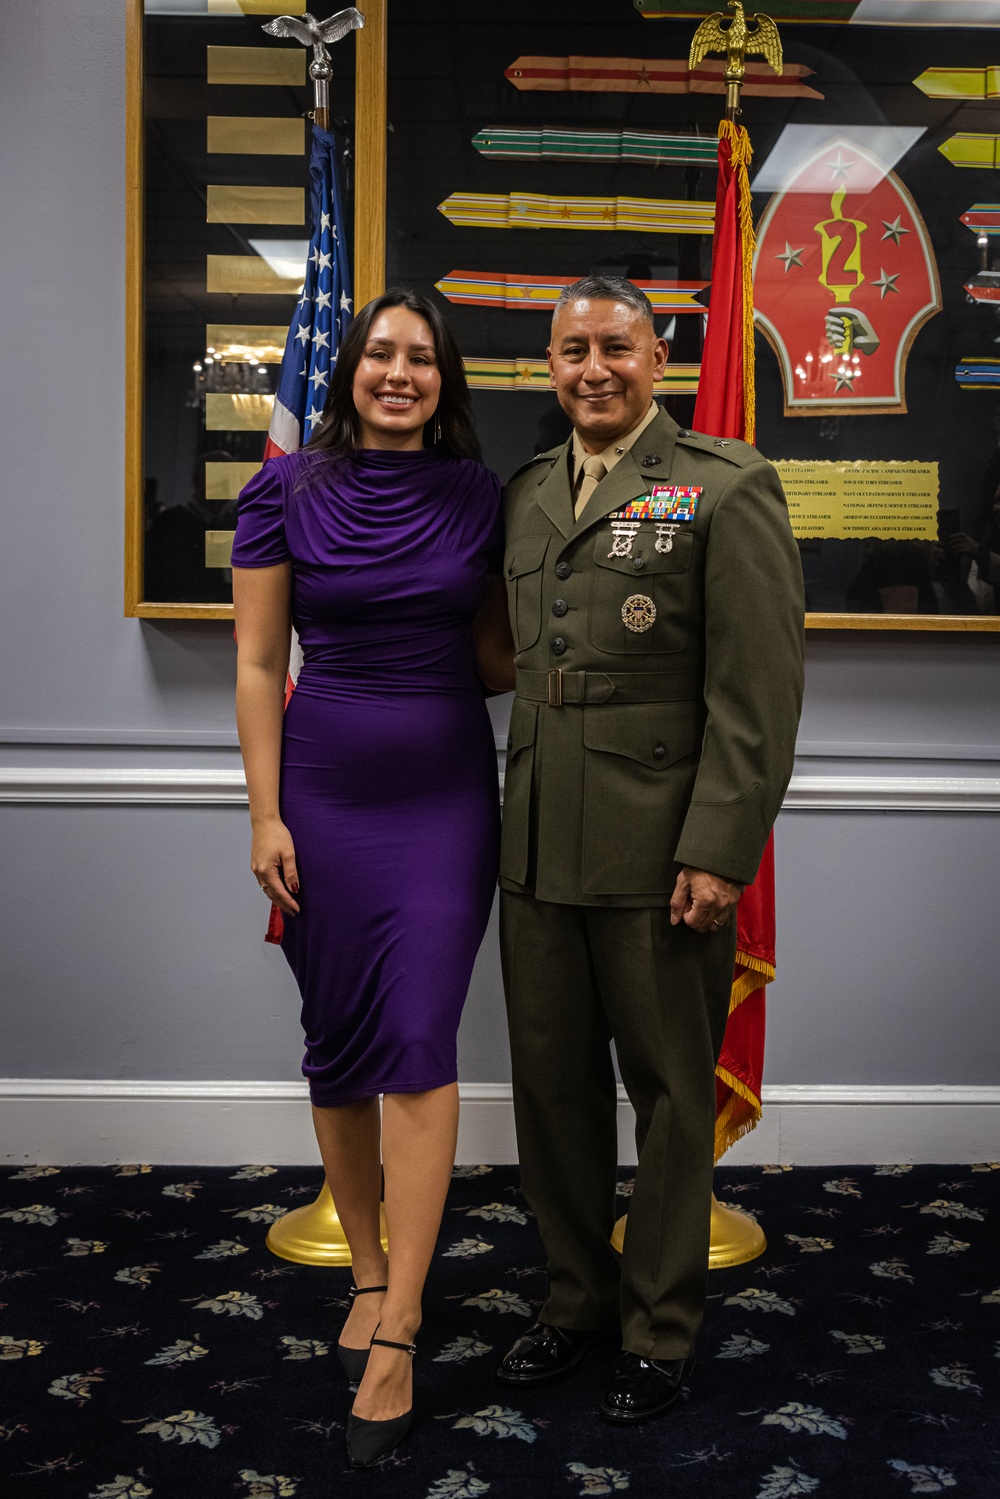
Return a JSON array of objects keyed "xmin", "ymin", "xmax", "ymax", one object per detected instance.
[
  {"xmin": 346, "ymin": 1332, "xmax": 416, "ymax": 1468},
  {"xmin": 599, "ymin": 1351, "xmax": 695, "ymax": 1424},
  {"xmin": 496, "ymin": 1322, "xmax": 606, "ymax": 1386},
  {"xmin": 336, "ymin": 1283, "xmax": 387, "ymax": 1385}
]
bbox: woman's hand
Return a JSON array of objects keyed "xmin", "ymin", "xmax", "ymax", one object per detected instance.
[{"xmin": 251, "ymin": 817, "xmax": 300, "ymax": 916}]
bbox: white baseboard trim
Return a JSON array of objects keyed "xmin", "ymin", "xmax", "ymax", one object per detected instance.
[{"xmin": 2, "ymin": 1080, "xmax": 998, "ymax": 1167}]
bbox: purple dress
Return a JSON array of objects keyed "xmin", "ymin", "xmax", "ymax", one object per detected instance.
[{"xmin": 232, "ymin": 447, "xmax": 502, "ymax": 1105}]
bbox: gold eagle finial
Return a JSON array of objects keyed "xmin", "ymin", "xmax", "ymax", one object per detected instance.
[{"xmin": 689, "ymin": 1, "xmax": 783, "ymax": 118}]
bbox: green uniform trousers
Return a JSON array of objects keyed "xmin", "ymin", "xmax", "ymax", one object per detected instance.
[{"xmin": 499, "ymin": 889, "xmax": 736, "ymax": 1360}]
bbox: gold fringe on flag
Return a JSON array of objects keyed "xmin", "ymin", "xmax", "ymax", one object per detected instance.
[{"xmin": 717, "ymin": 118, "xmax": 758, "ymax": 445}]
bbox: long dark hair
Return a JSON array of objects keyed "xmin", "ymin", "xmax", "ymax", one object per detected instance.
[{"xmin": 305, "ymin": 288, "xmax": 481, "ymax": 461}]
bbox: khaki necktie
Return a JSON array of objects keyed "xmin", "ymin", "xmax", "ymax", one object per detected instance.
[{"xmin": 574, "ymin": 453, "xmax": 606, "ymax": 521}]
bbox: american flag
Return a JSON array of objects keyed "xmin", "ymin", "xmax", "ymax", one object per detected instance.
[{"xmin": 265, "ymin": 125, "xmax": 353, "ymax": 458}]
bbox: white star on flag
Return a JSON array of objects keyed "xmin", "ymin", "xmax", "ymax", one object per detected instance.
[{"xmin": 264, "ymin": 127, "xmax": 354, "ymax": 460}]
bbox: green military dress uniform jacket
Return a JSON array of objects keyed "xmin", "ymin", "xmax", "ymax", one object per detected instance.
[
  {"xmin": 500, "ymin": 405, "xmax": 805, "ymax": 902},
  {"xmin": 498, "ymin": 405, "xmax": 804, "ymax": 1357}
]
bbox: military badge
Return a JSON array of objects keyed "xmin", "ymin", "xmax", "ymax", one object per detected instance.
[
  {"xmin": 608, "ymin": 520, "xmax": 641, "ymax": 558},
  {"xmin": 621, "ymin": 594, "xmax": 657, "ymax": 633}
]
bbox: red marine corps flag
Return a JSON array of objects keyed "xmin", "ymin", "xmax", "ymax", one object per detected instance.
[{"xmin": 691, "ymin": 116, "xmax": 776, "ymax": 1160}]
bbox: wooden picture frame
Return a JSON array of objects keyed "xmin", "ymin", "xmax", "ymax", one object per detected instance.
[
  {"xmin": 125, "ymin": 0, "xmax": 999, "ymax": 631},
  {"xmin": 124, "ymin": 0, "xmax": 386, "ymax": 620}
]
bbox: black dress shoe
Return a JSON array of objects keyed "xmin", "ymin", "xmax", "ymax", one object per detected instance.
[
  {"xmin": 599, "ymin": 1351, "xmax": 695, "ymax": 1424},
  {"xmin": 496, "ymin": 1322, "xmax": 606, "ymax": 1386},
  {"xmin": 346, "ymin": 1332, "xmax": 416, "ymax": 1468},
  {"xmin": 336, "ymin": 1283, "xmax": 387, "ymax": 1385}
]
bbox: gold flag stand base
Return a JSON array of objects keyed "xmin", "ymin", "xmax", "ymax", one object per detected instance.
[
  {"xmin": 611, "ymin": 1193, "xmax": 766, "ymax": 1271},
  {"xmin": 266, "ymin": 1180, "xmax": 389, "ymax": 1267}
]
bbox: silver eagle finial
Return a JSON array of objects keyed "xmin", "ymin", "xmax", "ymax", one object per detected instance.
[{"xmin": 262, "ymin": 9, "xmax": 364, "ymax": 126}]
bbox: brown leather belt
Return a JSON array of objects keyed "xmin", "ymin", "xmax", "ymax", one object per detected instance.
[{"xmin": 515, "ymin": 667, "xmax": 703, "ymax": 707}]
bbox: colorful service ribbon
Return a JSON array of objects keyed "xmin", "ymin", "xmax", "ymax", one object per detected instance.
[
  {"xmin": 940, "ymin": 135, "xmax": 1000, "ymax": 170},
  {"xmin": 462, "ymin": 358, "xmax": 700, "ymax": 394},
  {"xmin": 503, "ymin": 54, "xmax": 821, "ymax": 100},
  {"xmin": 960, "ymin": 205, "xmax": 1000, "ymax": 236},
  {"xmin": 964, "ymin": 274, "xmax": 1000, "ymax": 304},
  {"xmin": 914, "ymin": 67, "xmax": 1000, "ymax": 101},
  {"xmin": 955, "ymin": 358, "xmax": 1000, "ymax": 389},
  {"xmin": 436, "ymin": 271, "xmax": 707, "ymax": 313},
  {"xmin": 438, "ymin": 192, "xmax": 715, "ymax": 234},
  {"xmin": 471, "ymin": 126, "xmax": 719, "ymax": 165}
]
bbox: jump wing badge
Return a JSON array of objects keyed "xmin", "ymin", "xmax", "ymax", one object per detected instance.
[{"xmin": 754, "ymin": 136, "xmax": 941, "ymax": 416}]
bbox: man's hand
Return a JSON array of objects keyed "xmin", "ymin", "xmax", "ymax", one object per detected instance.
[{"xmin": 669, "ymin": 866, "xmax": 742, "ymax": 934}]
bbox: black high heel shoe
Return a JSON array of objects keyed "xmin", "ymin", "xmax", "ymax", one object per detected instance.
[
  {"xmin": 336, "ymin": 1284, "xmax": 387, "ymax": 1384},
  {"xmin": 345, "ymin": 1333, "xmax": 417, "ymax": 1468}
]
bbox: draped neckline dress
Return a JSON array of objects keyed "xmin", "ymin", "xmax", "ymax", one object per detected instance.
[{"xmin": 231, "ymin": 446, "xmax": 503, "ymax": 1104}]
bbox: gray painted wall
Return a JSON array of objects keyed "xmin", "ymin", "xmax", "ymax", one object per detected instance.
[{"xmin": 1, "ymin": 1, "xmax": 998, "ymax": 1097}]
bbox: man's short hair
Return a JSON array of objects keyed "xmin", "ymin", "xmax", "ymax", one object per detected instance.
[{"xmin": 553, "ymin": 276, "xmax": 654, "ymax": 327}]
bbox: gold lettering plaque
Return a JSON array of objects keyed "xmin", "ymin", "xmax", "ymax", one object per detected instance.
[
  {"xmin": 773, "ymin": 460, "xmax": 939, "ymax": 541},
  {"xmin": 206, "ymin": 255, "xmax": 303, "ymax": 296},
  {"xmin": 206, "ymin": 185, "xmax": 304, "ymax": 225},
  {"xmin": 208, "ymin": 1, "xmax": 307, "ymax": 15},
  {"xmin": 206, "ymin": 46, "xmax": 305, "ymax": 87},
  {"xmin": 205, "ymin": 461, "xmax": 262, "ymax": 500},
  {"xmin": 205, "ymin": 393, "xmax": 274, "ymax": 431},
  {"xmin": 205, "ymin": 531, "xmax": 236, "ymax": 569},
  {"xmin": 206, "ymin": 324, "xmax": 287, "ymax": 363},
  {"xmin": 207, "ymin": 116, "xmax": 304, "ymax": 156}
]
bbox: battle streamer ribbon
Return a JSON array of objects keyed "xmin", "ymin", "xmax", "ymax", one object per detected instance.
[{"xmin": 504, "ymin": 54, "xmax": 821, "ymax": 100}]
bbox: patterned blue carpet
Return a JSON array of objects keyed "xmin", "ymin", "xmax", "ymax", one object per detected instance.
[{"xmin": 0, "ymin": 1163, "xmax": 997, "ymax": 1498}]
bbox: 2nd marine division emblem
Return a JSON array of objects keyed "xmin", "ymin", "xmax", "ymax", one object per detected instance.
[
  {"xmin": 754, "ymin": 136, "xmax": 941, "ymax": 416},
  {"xmin": 622, "ymin": 594, "xmax": 657, "ymax": 633}
]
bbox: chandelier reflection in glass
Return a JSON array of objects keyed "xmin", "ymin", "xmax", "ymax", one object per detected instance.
[{"xmin": 187, "ymin": 344, "xmax": 274, "ymax": 412}]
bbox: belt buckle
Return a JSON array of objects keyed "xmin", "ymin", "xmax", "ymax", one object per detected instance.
[{"xmin": 546, "ymin": 669, "xmax": 563, "ymax": 707}]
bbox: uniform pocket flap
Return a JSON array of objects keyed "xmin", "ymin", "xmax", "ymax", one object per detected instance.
[
  {"xmin": 504, "ymin": 535, "xmax": 550, "ymax": 580},
  {"xmin": 505, "ymin": 697, "xmax": 538, "ymax": 758},
  {"xmin": 582, "ymin": 701, "xmax": 703, "ymax": 770},
  {"xmin": 593, "ymin": 529, "xmax": 692, "ymax": 575}
]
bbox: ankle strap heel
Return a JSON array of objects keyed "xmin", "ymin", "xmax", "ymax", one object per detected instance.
[{"xmin": 370, "ymin": 1334, "xmax": 417, "ymax": 1357}]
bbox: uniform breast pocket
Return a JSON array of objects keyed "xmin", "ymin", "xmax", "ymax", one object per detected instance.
[
  {"xmin": 503, "ymin": 535, "xmax": 550, "ymax": 652},
  {"xmin": 589, "ymin": 530, "xmax": 694, "ymax": 656}
]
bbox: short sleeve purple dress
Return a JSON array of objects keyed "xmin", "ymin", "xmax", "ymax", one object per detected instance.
[{"xmin": 231, "ymin": 447, "xmax": 502, "ymax": 1105}]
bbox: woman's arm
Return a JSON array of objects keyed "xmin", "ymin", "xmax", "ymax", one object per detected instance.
[
  {"xmin": 474, "ymin": 573, "xmax": 516, "ymax": 692},
  {"xmin": 233, "ymin": 563, "xmax": 300, "ymax": 916}
]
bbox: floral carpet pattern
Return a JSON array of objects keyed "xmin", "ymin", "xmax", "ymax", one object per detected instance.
[{"xmin": 1, "ymin": 1163, "xmax": 998, "ymax": 1497}]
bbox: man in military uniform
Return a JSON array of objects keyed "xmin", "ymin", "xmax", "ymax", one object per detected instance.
[{"xmin": 496, "ymin": 277, "xmax": 804, "ymax": 1423}]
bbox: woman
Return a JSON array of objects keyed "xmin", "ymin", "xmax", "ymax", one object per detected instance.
[{"xmin": 231, "ymin": 290, "xmax": 512, "ymax": 1468}]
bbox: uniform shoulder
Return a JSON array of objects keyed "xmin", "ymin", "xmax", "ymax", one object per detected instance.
[
  {"xmin": 505, "ymin": 446, "xmax": 562, "ymax": 487},
  {"xmin": 674, "ymin": 429, "xmax": 769, "ymax": 470}
]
